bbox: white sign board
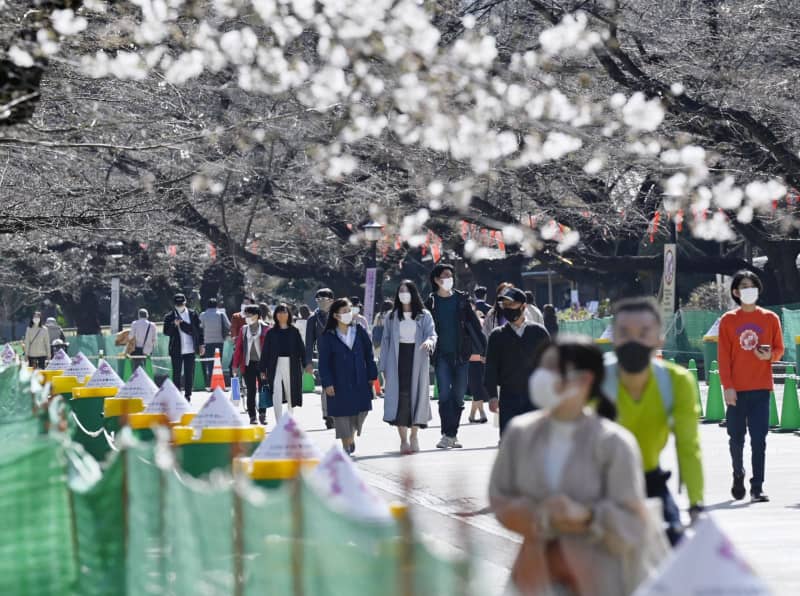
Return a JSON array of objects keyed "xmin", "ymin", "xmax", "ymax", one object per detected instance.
[
  {"xmin": 116, "ymin": 366, "xmax": 158, "ymax": 401},
  {"xmin": 307, "ymin": 445, "xmax": 391, "ymax": 523},
  {"xmin": 1, "ymin": 344, "xmax": 18, "ymax": 366},
  {"xmin": 633, "ymin": 518, "xmax": 772, "ymax": 596},
  {"xmin": 144, "ymin": 378, "xmax": 191, "ymax": 422},
  {"xmin": 85, "ymin": 359, "xmax": 125, "ymax": 388},
  {"xmin": 252, "ymin": 414, "xmax": 321, "ymax": 461},
  {"xmin": 63, "ymin": 352, "xmax": 97, "ymax": 381},
  {"xmin": 660, "ymin": 243, "xmax": 677, "ymax": 324},
  {"xmin": 190, "ymin": 388, "xmax": 245, "ymax": 430},
  {"xmin": 46, "ymin": 349, "xmax": 71, "ymax": 370}
]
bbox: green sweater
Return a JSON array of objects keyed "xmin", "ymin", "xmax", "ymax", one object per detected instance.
[{"xmin": 613, "ymin": 361, "xmax": 704, "ymax": 506}]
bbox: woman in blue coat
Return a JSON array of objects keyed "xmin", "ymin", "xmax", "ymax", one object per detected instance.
[{"xmin": 318, "ymin": 298, "xmax": 378, "ymax": 455}]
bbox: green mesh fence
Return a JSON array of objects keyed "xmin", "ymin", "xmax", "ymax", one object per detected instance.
[
  {"xmin": 558, "ymin": 316, "xmax": 611, "ymax": 338},
  {"xmin": 780, "ymin": 308, "xmax": 800, "ymax": 364},
  {"xmin": 0, "ymin": 439, "xmax": 75, "ymax": 596}
]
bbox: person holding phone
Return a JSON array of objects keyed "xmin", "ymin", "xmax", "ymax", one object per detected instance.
[{"xmin": 719, "ymin": 271, "xmax": 784, "ymax": 503}]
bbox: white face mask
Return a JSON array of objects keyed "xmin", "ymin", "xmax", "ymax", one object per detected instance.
[
  {"xmin": 398, "ymin": 292, "xmax": 412, "ymax": 305},
  {"xmin": 338, "ymin": 312, "xmax": 353, "ymax": 325},
  {"xmin": 32, "ymin": 317, "xmax": 40, "ymax": 325},
  {"xmin": 739, "ymin": 287, "xmax": 759, "ymax": 305},
  {"xmin": 440, "ymin": 278, "xmax": 454, "ymax": 291},
  {"xmin": 352, "ymin": 306, "xmax": 360, "ymax": 315},
  {"xmin": 529, "ymin": 369, "xmax": 581, "ymax": 410},
  {"xmin": 176, "ymin": 305, "xmax": 186, "ymax": 313},
  {"xmin": 246, "ymin": 316, "xmax": 257, "ymax": 325}
]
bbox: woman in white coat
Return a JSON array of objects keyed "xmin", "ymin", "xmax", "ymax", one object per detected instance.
[{"xmin": 379, "ymin": 280, "xmax": 437, "ymax": 454}]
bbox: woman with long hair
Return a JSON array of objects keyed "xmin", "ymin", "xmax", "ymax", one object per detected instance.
[
  {"xmin": 490, "ymin": 335, "xmax": 648, "ymax": 596},
  {"xmin": 318, "ymin": 298, "xmax": 378, "ymax": 455},
  {"xmin": 260, "ymin": 303, "xmax": 307, "ymax": 423},
  {"xmin": 543, "ymin": 304, "xmax": 559, "ymax": 338},
  {"xmin": 23, "ymin": 310, "xmax": 50, "ymax": 369},
  {"xmin": 379, "ymin": 280, "xmax": 437, "ymax": 454}
]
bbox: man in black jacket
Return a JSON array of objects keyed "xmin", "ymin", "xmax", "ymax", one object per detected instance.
[
  {"xmin": 305, "ymin": 287, "xmax": 335, "ymax": 428},
  {"xmin": 164, "ymin": 293, "xmax": 205, "ymax": 402},
  {"xmin": 425, "ymin": 264, "xmax": 486, "ymax": 449},
  {"xmin": 484, "ymin": 287, "xmax": 550, "ymax": 436}
]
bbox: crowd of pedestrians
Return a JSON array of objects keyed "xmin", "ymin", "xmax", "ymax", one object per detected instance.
[{"xmin": 17, "ymin": 264, "xmax": 788, "ymax": 595}]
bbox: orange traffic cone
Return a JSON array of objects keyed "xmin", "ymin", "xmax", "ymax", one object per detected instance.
[{"xmin": 210, "ymin": 348, "xmax": 226, "ymax": 391}]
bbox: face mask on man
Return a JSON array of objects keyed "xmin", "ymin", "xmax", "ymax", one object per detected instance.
[
  {"xmin": 502, "ymin": 306, "xmax": 524, "ymax": 323},
  {"xmin": 739, "ymin": 287, "xmax": 759, "ymax": 305},
  {"xmin": 439, "ymin": 278, "xmax": 454, "ymax": 291},
  {"xmin": 352, "ymin": 306, "xmax": 361, "ymax": 315},
  {"xmin": 615, "ymin": 341, "xmax": 653, "ymax": 374},
  {"xmin": 176, "ymin": 304, "xmax": 186, "ymax": 313},
  {"xmin": 338, "ymin": 312, "xmax": 354, "ymax": 325},
  {"xmin": 529, "ymin": 369, "xmax": 582, "ymax": 410},
  {"xmin": 398, "ymin": 292, "xmax": 412, "ymax": 305}
]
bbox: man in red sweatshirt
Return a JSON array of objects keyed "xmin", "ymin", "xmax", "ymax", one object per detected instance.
[{"xmin": 719, "ymin": 270, "xmax": 784, "ymax": 503}]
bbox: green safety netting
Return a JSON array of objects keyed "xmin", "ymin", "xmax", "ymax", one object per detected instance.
[
  {"xmin": 558, "ymin": 316, "xmax": 611, "ymax": 339},
  {"xmin": 780, "ymin": 308, "xmax": 800, "ymax": 364},
  {"xmin": 0, "ymin": 396, "xmax": 475, "ymax": 596}
]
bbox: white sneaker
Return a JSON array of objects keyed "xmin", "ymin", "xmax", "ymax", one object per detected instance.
[
  {"xmin": 436, "ymin": 435, "xmax": 451, "ymax": 449},
  {"xmin": 451, "ymin": 436, "xmax": 463, "ymax": 448},
  {"xmin": 410, "ymin": 435, "xmax": 420, "ymax": 452}
]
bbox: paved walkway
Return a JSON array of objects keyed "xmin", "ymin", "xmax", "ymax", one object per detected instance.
[{"xmin": 191, "ymin": 384, "xmax": 800, "ymax": 595}]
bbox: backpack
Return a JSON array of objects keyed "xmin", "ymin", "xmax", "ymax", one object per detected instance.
[{"xmin": 602, "ymin": 352, "xmax": 674, "ymax": 425}]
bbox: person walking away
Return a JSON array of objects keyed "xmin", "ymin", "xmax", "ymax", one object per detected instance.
[
  {"xmin": 163, "ymin": 294, "xmax": 205, "ymax": 402},
  {"xmin": 318, "ymin": 298, "xmax": 378, "ymax": 455},
  {"xmin": 490, "ymin": 335, "xmax": 651, "ymax": 596},
  {"xmin": 372, "ymin": 299, "xmax": 394, "ymax": 354},
  {"xmin": 379, "ymin": 281, "xmax": 436, "ymax": 454},
  {"xmin": 543, "ymin": 304, "xmax": 559, "ymax": 338},
  {"xmin": 305, "ymin": 288, "xmax": 336, "ymax": 429},
  {"xmin": 23, "ymin": 311, "xmax": 50, "ymax": 369},
  {"xmin": 425, "ymin": 263, "xmax": 486, "ymax": 449},
  {"xmin": 719, "ymin": 271, "xmax": 783, "ymax": 504},
  {"xmin": 484, "ymin": 287, "xmax": 550, "ymax": 436},
  {"xmin": 482, "ymin": 282, "xmax": 514, "ymax": 337},
  {"xmin": 233, "ymin": 305, "xmax": 270, "ymax": 424},
  {"xmin": 130, "ymin": 309, "xmax": 157, "ymax": 371},
  {"xmin": 295, "ymin": 304, "xmax": 311, "ymax": 347},
  {"xmin": 230, "ymin": 295, "xmax": 255, "ymax": 344},
  {"xmin": 474, "ymin": 286, "xmax": 491, "ymax": 316},
  {"xmin": 467, "ymin": 299, "xmax": 489, "ymax": 424},
  {"xmin": 605, "ymin": 297, "xmax": 704, "ymax": 545},
  {"xmin": 199, "ymin": 298, "xmax": 231, "ymax": 388},
  {"xmin": 524, "ymin": 291, "xmax": 544, "ymax": 325},
  {"xmin": 44, "ymin": 317, "xmax": 65, "ymax": 356},
  {"xmin": 349, "ymin": 296, "xmax": 372, "ymax": 335},
  {"xmin": 260, "ymin": 304, "xmax": 306, "ymax": 424}
]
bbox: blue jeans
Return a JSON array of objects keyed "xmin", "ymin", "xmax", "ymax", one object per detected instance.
[
  {"xmin": 726, "ymin": 389, "xmax": 769, "ymax": 493},
  {"xmin": 435, "ymin": 357, "xmax": 469, "ymax": 438}
]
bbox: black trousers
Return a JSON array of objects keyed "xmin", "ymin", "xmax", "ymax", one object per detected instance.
[
  {"xmin": 28, "ymin": 356, "xmax": 47, "ymax": 370},
  {"xmin": 499, "ymin": 391, "xmax": 534, "ymax": 436},
  {"xmin": 171, "ymin": 353, "xmax": 196, "ymax": 398},
  {"xmin": 243, "ymin": 363, "xmax": 263, "ymax": 420}
]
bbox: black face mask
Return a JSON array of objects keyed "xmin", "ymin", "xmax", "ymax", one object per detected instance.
[
  {"xmin": 502, "ymin": 307, "xmax": 524, "ymax": 323},
  {"xmin": 615, "ymin": 341, "xmax": 653, "ymax": 373}
]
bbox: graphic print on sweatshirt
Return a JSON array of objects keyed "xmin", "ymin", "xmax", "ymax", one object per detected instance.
[{"xmin": 736, "ymin": 323, "xmax": 764, "ymax": 352}]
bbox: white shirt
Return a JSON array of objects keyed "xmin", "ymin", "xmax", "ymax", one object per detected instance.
[
  {"xmin": 399, "ymin": 312, "xmax": 417, "ymax": 343},
  {"xmin": 512, "ymin": 320, "xmax": 528, "ymax": 337},
  {"xmin": 178, "ymin": 309, "xmax": 194, "ymax": 355},
  {"xmin": 337, "ymin": 325, "xmax": 357, "ymax": 350},
  {"xmin": 544, "ymin": 418, "xmax": 578, "ymax": 491},
  {"xmin": 131, "ymin": 319, "xmax": 157, "ymax": 355}
]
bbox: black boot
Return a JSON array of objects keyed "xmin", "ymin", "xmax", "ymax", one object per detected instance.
[{"xmin": 258, "ymin": 409, "xmax": 267, "ymax": 425}]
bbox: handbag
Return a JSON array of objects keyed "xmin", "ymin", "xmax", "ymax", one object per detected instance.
[{"xmin": 259, "ymin": 384, "xmax": 273, "ymax": 409}]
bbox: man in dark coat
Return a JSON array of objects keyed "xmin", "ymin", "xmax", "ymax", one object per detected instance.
[
  {"xmin": 305, "ymin": 287, "xmax": 335, "ymax": 428},
  {"xmin": 484, "ymin": 287, "xmax": 550, "ymax": 435},
  {"xmin": 163, "ymin": 293, "xmax": 205, "ymax": 401}
]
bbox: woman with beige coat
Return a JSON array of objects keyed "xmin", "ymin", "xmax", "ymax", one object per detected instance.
[
  {"xmin": 23, "ymin": 311, "xmax": 51, "ymax": 369},
  {"xmin": 489, "ymin": 335, "xmax": 650, "ymax": 596}
]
